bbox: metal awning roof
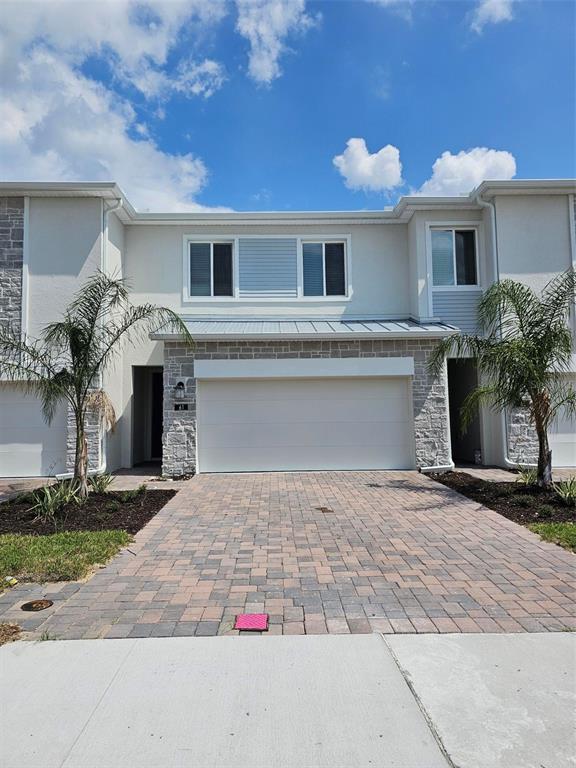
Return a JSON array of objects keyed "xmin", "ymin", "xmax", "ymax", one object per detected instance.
[{"xmin": 150, "ymin": 318, "xmax": 458, "ymax": 341}]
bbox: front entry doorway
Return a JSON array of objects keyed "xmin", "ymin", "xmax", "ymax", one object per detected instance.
[
  {"xmin": 447, "ymin": 358, "xmax": 482, "ymax": 464},
  {"xmin": 132, "ymin": 366, "xmax": 163, "ymax": 466}
]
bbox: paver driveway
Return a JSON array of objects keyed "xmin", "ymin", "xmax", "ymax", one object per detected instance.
[{"xmin": 3, "ymin": 471, "xmax": 574, "ymax": 638}]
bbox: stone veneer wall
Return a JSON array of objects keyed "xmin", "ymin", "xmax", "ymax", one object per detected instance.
[
  {"xmin": 0, "ymin": 197, "xmax": 24, "ymax": 334},
  {"xmin": 162, "ymin": 338, "xmax": 451, "ymax": 476},
  {"xmin": 65, "ymin": 407, "xmax": 101, "ymax": 473},
  {"xmin": 506, "ymin": 408, "xmax": 539, "ymax": 466}
]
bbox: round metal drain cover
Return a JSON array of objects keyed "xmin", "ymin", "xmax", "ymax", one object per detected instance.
[{"xmin": 21, "ymin": 599, "xmax": 53, "ymax": 612}]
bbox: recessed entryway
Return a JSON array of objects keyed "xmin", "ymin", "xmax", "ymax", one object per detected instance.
[
  {"xmin": 447, "ymin": 358, "xmax": 482, "ymax": 464},
  {"xmin": 132, "ymin": 366, "xmax": 163, "ymax": 466}
]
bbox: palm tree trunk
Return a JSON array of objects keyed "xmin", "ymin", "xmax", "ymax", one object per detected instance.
[
  {"xmin": 74, "ymin": 411, "xmax": 89, "ymax": 498},
  {"xmin": 534, "ymin": 416, "xmax": 552, "ymax": 489}
]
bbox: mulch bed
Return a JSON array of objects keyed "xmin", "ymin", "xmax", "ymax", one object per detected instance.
[
  {"xmin": 432, "ymin": 471, "xmax": 576, "ymax": 526},
  {"xmin": 0, "ymin": 489, "xmax": 176, "ymax": 536},
  {"xmin": 0, "ymin": 623, "xmax": 21, "ymax": 646}
]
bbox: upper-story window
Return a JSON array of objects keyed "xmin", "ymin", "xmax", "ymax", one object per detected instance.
[
  {"xmin": 190, "ymin": 241, "xmax": 233, "ymax": 297},
  {"xmin": 302, "ymin": 241, "xmax": 346, "ymax": 296},
  {"xmin": 431, "ymin": 229, "xmax": 477, "ymax": 287}
]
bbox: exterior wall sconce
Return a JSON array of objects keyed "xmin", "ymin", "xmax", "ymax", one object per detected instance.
[{"xmin": 174, "ymin": 381, "xmax": 185, "ymax": 400}]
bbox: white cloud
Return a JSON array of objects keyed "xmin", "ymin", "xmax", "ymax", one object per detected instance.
[
  {"xmin": 131, "ymin": 58, "xmax": 227, "ymax": 100},
  {"xmin": 0, "ymin": 48, "xmax": 227, "ymax": 211},
  {"xmin": 367, "ymin": 0, "xmax": 414, "ymax": 21},
  {"xmin": 333, "ymin": 138, "xmax": 403, "ymax": 192},
  {"xmin": 235, "ymin": 0, "xmax": 320, "ymax": 84},
  {"xmin": 0, "ymin": 1, "xmax": 233, "ymax": 211},
  {"xmin": 471, "ymin": 0, "xmax": 515, "ymax": 33},
  {"xmin": 0, "ymin": 0, "xmax": 227, "ymax": 99},
  {"xmin": 417, "ymin": 147, "xmax": 517, "ymax": 196}
]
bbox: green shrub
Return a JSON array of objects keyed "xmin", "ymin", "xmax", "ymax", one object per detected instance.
[
  {"xmin": 553, "ymin": 477, "xmax": 576, "ymax": 507},
  {"xmin": 514, "ymin": 494, "xmax": 535, "ymax": 508},
  {"xmin": 515, "ymin": 466, "xmax": 538, "ymax": 486},
  {"xmin": 534, "ymin": 504, "xmax": 555, "ymax": 519},
  {"xmin": 29, "ymin": 481, "xmax": 80, "ymax": 524},
  {"xmin": 89, "ymin": 473, "xmax": 114, "ymax": 494},
  {"xmin": 118, "ymin": 484, "xmax": 146, "ymax": 504}
]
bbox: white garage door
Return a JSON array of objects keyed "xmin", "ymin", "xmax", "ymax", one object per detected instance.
[
  {"xmin": 197, "ymin": 377, "xmax": 415, "ymax": 473},
  {"xmin": 549, "ymin": 375, "xmax": 576, "ymax": 467},
  {"xmin": 0, "ymin": 384, "xmax": 67, "ymax": 477}
]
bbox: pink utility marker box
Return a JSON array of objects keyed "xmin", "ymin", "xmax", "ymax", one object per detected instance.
[{"xmin": 234, "ymin": 613, "xmax": 269, "ymax": 631}]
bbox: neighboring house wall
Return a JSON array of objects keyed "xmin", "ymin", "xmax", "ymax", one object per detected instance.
[
  {"xmin": 27, "ymin": 197, "xmax": 103, "ymax": 473},
  {"xmin": 0, "ymin": 197, "xmax": 24, "ymax": 335},
  {"xmin": 161, "ymin": 339, "xmax": 451, "ymax": 476},
  {"xmin": 103, "ymin": 210, "xmax": 125, "ymax": 472},
  {"xmin": 495, "ymin": 194, "xmax": 575, "ymax": 466},
  {"xmin": 27, "ymin": 197, "xmax": 102, "ymax": 337},
  {"xmin": 496, "ymin": 194, "xmax": 574, "ymax": 291}
]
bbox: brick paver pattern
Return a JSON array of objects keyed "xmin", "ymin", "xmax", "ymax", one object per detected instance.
[{"xmin": 2, "ymin": 471, "xmax": 574, "ymax": 639}]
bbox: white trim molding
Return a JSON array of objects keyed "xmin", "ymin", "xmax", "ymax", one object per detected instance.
[
  {"xmin": 20, "ymin": 196, "xmax": 30, "ymax": 339},
  {"xmin": 182, "ymin": 233, "xmax": 352, "ymax": 305},
  {"xmin": 425, "ymin": 220, "xmax": 485, "ymax": 317},
  {"xmin": 194, "ymin": 357, "xmax": 415, "ymax": 380}
]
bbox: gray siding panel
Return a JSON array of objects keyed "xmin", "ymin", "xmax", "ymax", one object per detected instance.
[
  {"xmin": 239, "ymin": 238, "xmax": 298, "ymax": 298},
  {"xmin": 432, "ymin": 290, "xmax": 482, "ymax": 334}
]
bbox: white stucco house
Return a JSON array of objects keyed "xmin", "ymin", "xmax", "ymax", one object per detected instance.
[{"xmin": 0, "ymin": 179, "xmax": 574, "ymax": 478}]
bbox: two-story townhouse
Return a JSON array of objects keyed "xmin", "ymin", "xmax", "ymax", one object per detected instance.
[{"xmin": 0, "ymin": 179, "xmax": 574, "ymax": 478}]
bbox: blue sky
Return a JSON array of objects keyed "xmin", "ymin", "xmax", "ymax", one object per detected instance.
[{"xmin": 1, "ymin": 0, "xmax": 574, "ymax": 211}]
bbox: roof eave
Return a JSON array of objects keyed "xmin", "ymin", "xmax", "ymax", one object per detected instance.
[{"xmin": 150, "ymin": 329, "xmax": 457, "ymax": 342}]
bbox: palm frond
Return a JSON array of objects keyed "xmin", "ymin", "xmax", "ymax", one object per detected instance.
[
  {"xmin": 427, "ymin": 333, "xmax": 487, "ymax": 376},
  {"xmin": 86, "ymin": 389, "xmax": 117, "ymax": 432},
  {"xmin": 88, "ymin": 305, "xmax": 193, "ymax": 381},
  {"xmin": 477, "ymin": 279, "xmax": 539, "ymax": 338},
  {"xmin": 540, "ymin": 268, "xmax": 576, "ymax": 332},
  {"xmin": 460, "ymin": 385, "xmax": 498, "ymax": 431}
]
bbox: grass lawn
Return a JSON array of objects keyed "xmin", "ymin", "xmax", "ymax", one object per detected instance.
[
  {"xmin": 0, "ymin": 529, "xmax": 131, "ymax": 583},
  {"xmin": 528, "ymin": 522, "xmax": 576, "ymax": 552}
]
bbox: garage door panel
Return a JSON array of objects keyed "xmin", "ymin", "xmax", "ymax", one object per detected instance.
[
  {"xmin": 201, "ymin": 397, "xmax": 411, "ymax": 425},
  {"xmin": 0, "ymin": 385, "xmax": 67, "ymax": 477},
  {"xmin": 549, "ymin": 374, "xmax": 576, "ymax": 468},
  {"xmin": 199, "ymin": 445, "xmax": 412, "ymax": 473},
  {"xmin": 200, "ymin": 420, "xmax": 413, "ymax": 449},
  {"xmin": 200, "ymin": 378, "xmax": 407, "ymax": 401},
  {"xmin": 197, "ymin": 377, "xmax": 415, "ymax": 472}
]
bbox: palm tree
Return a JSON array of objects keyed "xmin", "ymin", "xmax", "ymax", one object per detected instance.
[
  {"xmin": 429, "ymin": 269, "xmax": 576, "ymax": 488},
  {"xmin": 0, "ymin": 271, "xmax": 192, "ymax": 497}
]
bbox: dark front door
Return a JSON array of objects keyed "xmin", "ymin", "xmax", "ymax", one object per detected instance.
[
  {"xmin": 151, "ymin": 371, "xmax": 163, "ymax": 460},
  {"xmin": 448, "ymin": 358, "xmax": 482, "ymax": 464}
]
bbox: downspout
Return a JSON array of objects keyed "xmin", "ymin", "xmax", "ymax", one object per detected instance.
[
  {"xmin": 475, "ymin": 191, "xmax": 535, "ymax": 468},
  {"xmin": 56, "ymin": 197, "xmax": 123, "ymax": 481}
]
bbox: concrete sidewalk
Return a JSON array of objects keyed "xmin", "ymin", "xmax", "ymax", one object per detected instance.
[{"xmin": 1, "ymin": 633, "xmax": 574, "ymax": 768}]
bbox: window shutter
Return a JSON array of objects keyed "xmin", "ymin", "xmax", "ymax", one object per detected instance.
[
  {"xmin": 213, "ymin": 243, "xmax": 233, "ymax": 296},
  {"xmin": 325, "ymin": 243, "xmax": 345, "ymax": 296},
  {"xmin": 303, "ymin": 243, "xmax": 324, "ymax": 296},
  {"xmin": 190, "ymin": 243, "xmax": 211, "ymax": 296},
  {"xmin": 431, "ymin": 230, "xmax": 455, "ymax": 286}
]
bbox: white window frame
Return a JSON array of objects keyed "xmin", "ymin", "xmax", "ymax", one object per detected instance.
[
  {"xmin": 182, "ymin": 233, "xmax": 352, "ymax": 303},
  {"xmin": 427, "ymin": 225, "xmax": 481, "ymax": 292},
  {"xmin": 183, "ymin": 236, "xmax": 237, "ymax": 302},
  {"xmin": 298, "ymin": 236, "xmax": 352, "ymax": 300}
]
